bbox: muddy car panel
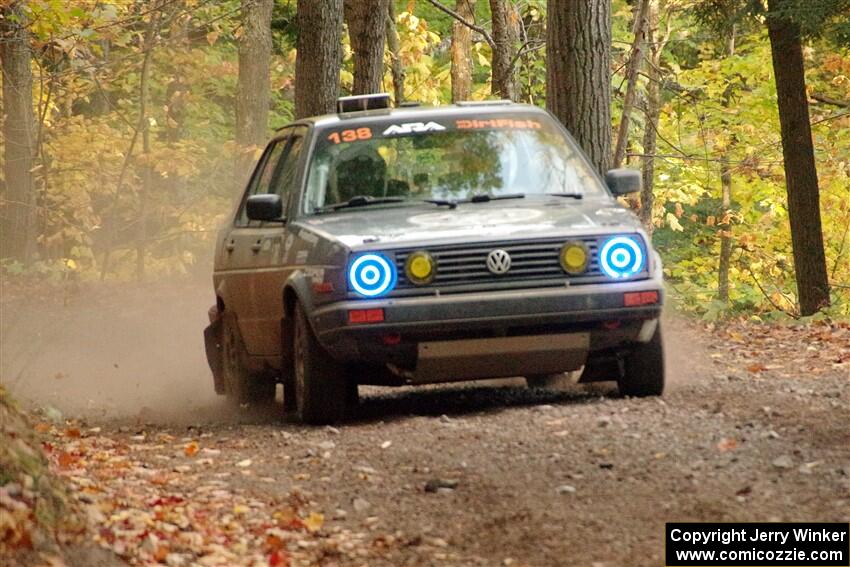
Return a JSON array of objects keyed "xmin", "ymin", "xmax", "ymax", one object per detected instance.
[{"xmin": 205, "ymin": 101, "xmax": 664, "ymax": 390}]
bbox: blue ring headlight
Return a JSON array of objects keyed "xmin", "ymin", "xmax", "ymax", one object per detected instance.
[
  {"xmin": 348, "ymin": 253, "xmax": 397, "ymax": 297},
  {"xmin": 600, "ymin": 236, "xmax": 645, "ymax": 279}
]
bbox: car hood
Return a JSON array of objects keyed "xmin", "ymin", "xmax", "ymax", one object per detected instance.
[{"xmin": 299, "ymin": 198, "xmax": 643, "ymax": 249}]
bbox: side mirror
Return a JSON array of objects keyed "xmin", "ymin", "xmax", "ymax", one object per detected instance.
[
  {"xmin": 246, "ymin": 194, "xmax": 284, "ymax": 222},
  {"xmin": 605, "ymin": 168, "xmax": 642, "ymax": 196}
]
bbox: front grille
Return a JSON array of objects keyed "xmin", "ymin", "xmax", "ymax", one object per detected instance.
[{"xmin": 392, "ymin": 236, "xmax": 630, "ymax": 292}]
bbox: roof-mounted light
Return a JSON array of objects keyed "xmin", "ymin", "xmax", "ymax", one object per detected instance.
[{"xmin": 337, "ymin": 93, "xmax": 391, "ymax": 114}]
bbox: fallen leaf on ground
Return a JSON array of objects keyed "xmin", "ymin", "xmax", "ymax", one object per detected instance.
[
  {"xmin": 63, "ymin": 427, "xmax": 81, "ymax": 438},
  {"xmin": 57, "ymin": 452, "xmax": 76, "ymax": 469},
  {"xmin": 303, "ymin": 512, "xmax": 324, "ymax": 533},
  {"xmin": 183, "ymin": 441, "xmax": 199, "ymax": 457}
]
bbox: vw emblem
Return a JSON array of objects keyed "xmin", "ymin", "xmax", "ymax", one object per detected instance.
[{"xmin": 486, "ymin": 249, "xmax": 512, "ymax": 275}]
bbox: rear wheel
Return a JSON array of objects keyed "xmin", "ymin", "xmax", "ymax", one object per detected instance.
[
  {"xmin": 222, "ymin": 314, "xmax": 275, "ymax": 405},
  {"xmin": 292, "ymin": 303, "xmax": 354, "ymax": 424},
  {"xmin": 617, "ymin": 322, "xmax": 665, "ymax": 397}
]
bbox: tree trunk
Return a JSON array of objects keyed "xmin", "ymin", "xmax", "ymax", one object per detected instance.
[
  {"xmin": 100, "ymin": 4, "xmax": 163, "ymax": 280},
  {"xmin": 766, "ymin": 0, "xmax": 830, "ymax": 315},
  {"xmin": 236, "ymin": 0, "xmax": 273, "ymax": 148},
  {"xmin": 135, "ymin": 8, "xmax": 161, "ymax": 282},
  {"xmin": 717, "ymin": 156, "xmax": 732, "ymax": 303},
  {"xmin": 613, "ymin": 0, "xmax": 651, "ymax": 169},
  {"xmin": 295, "ymin": 0, "xmax": 344, "ymax": 118},
  {"xmin": 639, "ymin": 0, "xmax": 669, "ymax": 232},
  {"xmin": 0, "ymin": 2, "xmax": 37, "ymax": 262},
  {"xmin": 717, "ymin": 26, "xmax": 737, "ymax": 305},
  {"xmin": 639, "ymin": 66, "xmax": 659, "ymax": 230},
  {"xmin": 344, "ymin": 0, "xmax": 389, "ymax": 95},
  {"xmin": 451, "ymin": 0, "xmax": 475, "ymax": 101},
  {"xmin": 386, "ymin": 1, "xmax": 405, "ymax": 103},
  {"xmin": 489, "ymin": 0, "xmax": 518, "ymax": 100},
  {"xmin": 546, "ymin": 0, "xmax": 612, "ymax": 175}
]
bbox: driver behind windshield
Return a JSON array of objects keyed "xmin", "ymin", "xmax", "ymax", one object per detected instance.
[
  {"xmin": 306, "ymin": 115, "xmax": 607, "ymax": 213},
  {"xmin": 332, "ymin": 146, "xmax": 388, "ymax": 202}
]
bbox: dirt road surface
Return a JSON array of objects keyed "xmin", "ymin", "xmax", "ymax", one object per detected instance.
[{"xmin": 2, "ymin": 283, "xmax": 848, "ymax": 566}]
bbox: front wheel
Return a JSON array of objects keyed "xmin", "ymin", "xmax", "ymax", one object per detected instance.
[
  {"xmin": 292, "ymin": 303, "xmax": 354, "ymax": 424},
  {"xmin": 617, "ymin": 322, "xmax": 665, "ymax": 397}
]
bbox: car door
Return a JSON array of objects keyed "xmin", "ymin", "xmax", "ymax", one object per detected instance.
[
  {"xmin": 217, "ymin": 129, "xmax": 292, "ymax": 356},
  {"xmin": 246, "ymin": 126, "xmax": 310, "ymax": 357}
]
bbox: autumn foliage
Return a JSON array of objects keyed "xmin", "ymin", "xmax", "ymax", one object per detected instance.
[{"xmin": 0, "ymin": 0, "xmax": 848, "ymax": 317}]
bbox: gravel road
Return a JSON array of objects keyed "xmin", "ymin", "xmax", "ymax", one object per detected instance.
[
  {"xmin": 111, "ymin": 369, "xmax": 848, "ymax": 566},
  {"xmin": 4, "ymin": 285, "xmax": 849, "ymax": 566}
]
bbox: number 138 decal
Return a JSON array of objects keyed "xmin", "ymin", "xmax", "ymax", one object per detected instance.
[{"xmin": 327, "ymin": 128, "xmax": 372, "ymax": 144}]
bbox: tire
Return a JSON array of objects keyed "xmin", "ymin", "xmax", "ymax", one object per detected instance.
[
  {"xmin": 618, "ymin": 322, "xmax": 665, "ymax": 397},
  {"xmin": 281, "ymin": 317, "xmax": 297, "ymax": 414},
  {"xmin": 222, "ymin": 314, "xmax": 276, "ymax": 405},
  {"xmin": 292, "ymin": 303, "xmax": 353, "ymax": 424}
]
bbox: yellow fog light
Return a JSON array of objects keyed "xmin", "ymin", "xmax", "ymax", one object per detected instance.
[
  {"xmin": 560, "ymin": 241, "xmax": 589, "ymax": 275},
  {"xmin": 405, "ymin": 251, "xmax": 436, "ymax": 284}
]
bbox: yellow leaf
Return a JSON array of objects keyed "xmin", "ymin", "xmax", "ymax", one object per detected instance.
[
  {"xmin": 303, "ymin": 512, "xmax": 324, "ymax": 533},
  {"xmin": 666, "ymin": 213, "xmax": 684, "ymax": 232}
]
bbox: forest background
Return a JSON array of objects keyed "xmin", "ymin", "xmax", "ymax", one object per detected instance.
[{"xmin": 1, "ymin": 0, "xmax": 849, "ymax": 320}]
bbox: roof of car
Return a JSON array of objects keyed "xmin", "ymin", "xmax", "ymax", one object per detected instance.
[{"xmin": 280, "ymin": 101, "xmax": 552, "ymax": 131}]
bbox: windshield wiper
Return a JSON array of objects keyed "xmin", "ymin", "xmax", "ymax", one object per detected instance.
[
  {"xmin": 419, "ymin": 193, "xmax": 525, "ymax": 209},
  {"xmin": 315, "ymin": 195, "xmax": 406, "ymax": 213},
  {"xmin": 546, "ymin": 191, "xmax": 584, "ymax": 200},
  {"xmin": 422, "ymin": 198, "xmax": 458, "ymax": 209},
  {"xmin": 467, "ymin": 192, "xmax": 525, "ymax": 203}
]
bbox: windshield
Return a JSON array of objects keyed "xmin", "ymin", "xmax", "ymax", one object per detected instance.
[{"xmin": 303, "ymin": 114, "xmax": 606, "ymax": 213}]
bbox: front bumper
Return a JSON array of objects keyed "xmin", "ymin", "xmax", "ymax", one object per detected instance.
[{"xmin": 311, "ymin": 279, "xmax": 663, "ymax": 365}]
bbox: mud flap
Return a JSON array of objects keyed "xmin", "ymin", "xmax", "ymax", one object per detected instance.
[
  {"xmin": 204, "ymin": 306, "xmax": 225, "ymax": 394},
  {"xmin": 579, "ymin": 354, "xmax": 624, "ymax": 383}
]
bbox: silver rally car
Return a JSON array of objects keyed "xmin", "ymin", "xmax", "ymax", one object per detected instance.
[{"xmin": 204, "ymin": 94, "xmax": 665, "ymax": 424}]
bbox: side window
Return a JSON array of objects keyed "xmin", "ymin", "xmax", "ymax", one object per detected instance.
[
  {"xmin": 237, "ymin": 134, "xmax": 289, "ymax": 225},
  {"xmin": 253, "ymin": 142, "xmax": 286, "ymax": 196},
  {"xmin": 270, "ymin": 131, "xmax": 306, "ymax": 202}
]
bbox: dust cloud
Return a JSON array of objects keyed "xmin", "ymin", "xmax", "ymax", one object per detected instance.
[
  {"xmin": 1, "ymin": 279, "xmax": 230, "ymax": 424},
  {"xmin": 1, "ymin": 278, "xmax": 704, "ymax": 424},
  {"xmin": 662, "ymin": 313, "xmax": 713, "ymax": 389}
]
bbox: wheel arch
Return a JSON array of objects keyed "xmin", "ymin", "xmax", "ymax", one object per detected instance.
[{"xmin": 281, "ymin": 275, "xmax": 315, "ymax": 364}]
